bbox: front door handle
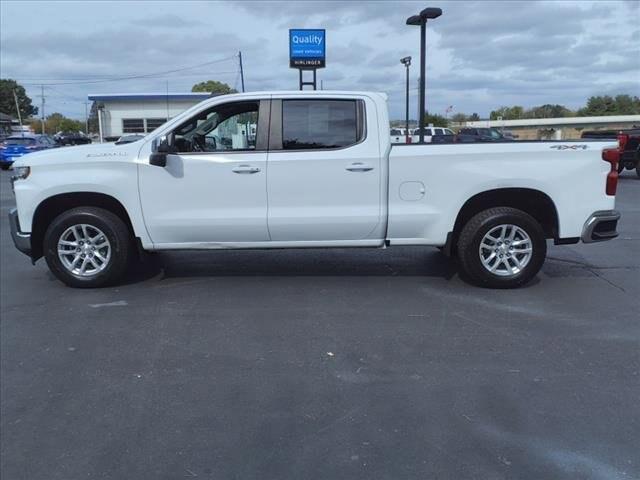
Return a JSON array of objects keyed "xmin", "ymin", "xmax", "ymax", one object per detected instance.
[
  {"xmin": 232, "ymin": 165, "xmax": 261, "ymax": 174},
  {"xmin": 346, "ymin": 162, "xmax": 374, "ymax": 172}
]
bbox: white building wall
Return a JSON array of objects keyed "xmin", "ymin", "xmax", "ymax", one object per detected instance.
[{"xmin": 101, "ymin": 99, "xmax": 204, "ymax": 138}]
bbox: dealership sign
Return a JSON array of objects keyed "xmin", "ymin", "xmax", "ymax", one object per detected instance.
[{"xmin": 289, "ymin": 29, "xmax": 326, "ymax": 69}]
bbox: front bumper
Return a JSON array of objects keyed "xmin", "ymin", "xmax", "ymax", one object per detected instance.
[
  {"xmin": 581, "ymin": 210, "xmax": 620, "ymax": 243},
  {"xmin": 9, "ymin": 208, "xmax": 32, "ymax": 257}
]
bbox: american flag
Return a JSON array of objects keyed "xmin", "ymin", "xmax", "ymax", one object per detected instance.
[{"xmin": 445, "ymin": 105, "xmax": 454, "ymax": 114}]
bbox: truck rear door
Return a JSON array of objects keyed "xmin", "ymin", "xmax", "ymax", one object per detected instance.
[{"xmin": 265, "ymin": 96, "xmax": 382, "ymax": 242}]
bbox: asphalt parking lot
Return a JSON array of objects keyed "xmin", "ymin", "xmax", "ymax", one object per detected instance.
[{"xmin": 1, "ymin": 170, "xmax": 638, "ymax": 480}]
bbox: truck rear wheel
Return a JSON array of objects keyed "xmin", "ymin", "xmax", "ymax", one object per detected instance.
[
  {"xmin": 457, "ymin": 207, "xmax": 546, "ymax": 288},
  {"xmin": 43, "ymin": 207, "xmax": 133, "ymax": 288}
]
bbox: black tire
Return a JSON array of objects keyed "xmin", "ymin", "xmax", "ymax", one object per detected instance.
[
  {"xmin": 1, "ymin": 165, "xmax": 9, "ymax": 171},
  {"xmin": 457, "ymin": 207, "xmax": 547, "ymax": 289},
  {"xmin": 636, "ymin": 166, "xmax": 640, "ymax": 178},
  {"xmin": 617, "ymin": 162, "xmax": 625, "ymax": 174},
  {"xmin": 43, "ymin": 207, "xmax": 133, "ymax": 288}
]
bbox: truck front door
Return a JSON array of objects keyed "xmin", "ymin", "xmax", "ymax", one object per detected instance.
[{"xmin": 139, "ymin": 99, "xmax": 270, "ymax": 245}]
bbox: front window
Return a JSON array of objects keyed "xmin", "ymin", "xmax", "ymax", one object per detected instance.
[{"xmin": 173, "ymin": 101, "xmax": 259, "ymax": 153}]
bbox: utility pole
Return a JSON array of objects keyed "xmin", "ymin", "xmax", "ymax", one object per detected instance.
[
  {"xmin": 84, "ymin": 101, "xmax": 89, "ymax": 133},
  {"xmin": 40, "ymin": 85, "xmax": 45, "ymax": 134},
  {"xmin": 13, "ymin": 89, "xmax": 23, "ymax": 128},
  {"xmin": 238, "ymin": 51, "xmax": 245, "ymax": 92}
]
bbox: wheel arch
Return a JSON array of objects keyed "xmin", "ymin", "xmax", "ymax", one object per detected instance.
[
  {"xmin": 31, "ymin": 192, "xmax": 136, "ymax": 261},
  {"xmin": 448, "ymin": 188, "xmax": 559, "ymax": 255}
]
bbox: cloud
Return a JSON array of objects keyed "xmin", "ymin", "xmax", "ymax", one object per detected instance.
[{"xmin": 0, "ymin": 0, "xmax": 637, "ymax": 120}]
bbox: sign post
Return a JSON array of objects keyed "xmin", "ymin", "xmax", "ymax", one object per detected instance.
[{"xmin": 289, "ymin": 29, "xmax": 326, "ymax": 90}]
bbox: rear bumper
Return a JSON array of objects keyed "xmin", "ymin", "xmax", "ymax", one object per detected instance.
[
  {"xmin": 8, "ymin": 208, "xmax": 32, "ymax": 257},
  {"xmin": 581, "ymin": 210, "xmax": 620, "ymax": 243}
]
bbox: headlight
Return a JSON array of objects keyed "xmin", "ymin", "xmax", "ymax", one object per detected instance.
[{"xmin": 11, "ymin": 166, "xmax": 30, "ymax": 181}]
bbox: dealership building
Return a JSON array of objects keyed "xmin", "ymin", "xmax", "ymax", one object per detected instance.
[{"xmin": 88, "ymin": 93, "xmax": 211, "ymax": 141}]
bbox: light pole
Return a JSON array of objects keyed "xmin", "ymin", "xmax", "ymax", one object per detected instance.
[
  {"xmin": 400, "ymin": 56, "xmax": 412, "ymax": 143},
  {"xmin": 407, "ymin": 7, "xmax": 442, "ymax": 144}
]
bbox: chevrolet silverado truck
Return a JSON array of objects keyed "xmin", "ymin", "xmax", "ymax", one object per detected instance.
[{"xmin": 9, "ymin": 91, "xmax": 622, "ymax": 288}]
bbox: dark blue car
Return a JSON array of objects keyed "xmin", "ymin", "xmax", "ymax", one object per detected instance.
[{"xmin": 0, "ymin": 134, "xmax": 58, "ymax": 170}]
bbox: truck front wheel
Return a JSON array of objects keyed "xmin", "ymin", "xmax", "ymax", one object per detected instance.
[
  {"xmin": 43, "ymin": 207, "xmax": 133, "ymax": 288},
  {"xmin": 456, "ymin": 207, "xmax": 547, "ymax": 288}
]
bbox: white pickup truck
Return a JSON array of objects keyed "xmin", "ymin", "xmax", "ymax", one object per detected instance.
[{"xmin": 9, "ymin": 91, "xmax": 622, "ymax": 288}]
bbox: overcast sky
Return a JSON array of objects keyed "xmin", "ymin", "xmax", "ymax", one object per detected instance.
[{"xmin": 1, "ymin": 0, "xmax": 638, "ymax": 120}]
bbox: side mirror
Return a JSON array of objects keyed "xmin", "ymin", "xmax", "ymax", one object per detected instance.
[
  {"xmin": 149, "ymin": 151, "xmax": 167, "ymax": 167},
  {"xmin": 149, "ymin": 139, "xmax": 174, "ymax": 168}
]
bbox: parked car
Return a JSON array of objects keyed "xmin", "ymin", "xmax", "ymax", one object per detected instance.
[
  {"xmin": 390, "ymin": 128, "xmax": 409, "ymax": 144},
  {"xmin": 456, "ymin": 127, "xmax": 515, "ymax": 142},
  {"xmin": 115, "ymin": 134, "xmax": 146, "ymax": 145},
  {"xmin": 54, "ymin": 131, "xmax": 92, "ymax": 146},
  {"xmin": 0, "ymin": 134, "xmax": 58, "ymax": 170},
  {"xmin": 9, "ymin": 91, "xmax": 623, "ymax": 289},
  {"xmin": 410, "ymin": 127, "xmax": 455, "ymax": 143}
]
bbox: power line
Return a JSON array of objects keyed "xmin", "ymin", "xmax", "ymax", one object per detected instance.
[{"xmin": 17, "ymin": 55, "xmax": 237, "ymax": 86}]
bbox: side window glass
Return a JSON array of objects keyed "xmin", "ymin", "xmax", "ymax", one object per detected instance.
[
  {"xmin": 434, "ymin": 128, "xmax": 444, "ymax": 135},
  {"xmin": 282, "ymin": 100, "xmax": 360, "ymax": 150},
  {"xmin": 173, "ymin": 101, "xmax": 259, "ymax": 153}
]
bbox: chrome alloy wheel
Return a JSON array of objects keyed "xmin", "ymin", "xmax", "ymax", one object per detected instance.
[
  {"xmin": 479, "ymin": 224, "xmax": 533, "ymax": 277},
  {"xmin": 57, "ymin": 224, "xmax": 111, "ymax": 277}
]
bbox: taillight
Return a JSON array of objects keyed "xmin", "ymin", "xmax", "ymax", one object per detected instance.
[
  {"xmin": 618, "ymin": 133, "xmax": 629, "ymax": 152},
  {"xmin": 602, "ymin": 148, "xmax": 619, "ymax": 196}
]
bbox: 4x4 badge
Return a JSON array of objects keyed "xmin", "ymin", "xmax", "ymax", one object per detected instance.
[{"xmin": 550, "ymin": 145, "xmax": 588, "ymax": 150}]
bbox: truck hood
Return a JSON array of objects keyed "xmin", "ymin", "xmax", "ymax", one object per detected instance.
[{"xmin": 12, "ymin": 141, "xmax": 143, "ymax": 168}]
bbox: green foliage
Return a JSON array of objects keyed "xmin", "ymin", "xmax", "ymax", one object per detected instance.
[
  {"xmin": 451, "ymin": 112, "xmax": 467, "ymax": 123},
  {"xmin": 29, "ymin": 112, "xmax": 84, "ymax": 134},
  {"xmin": 423, "ymin": 111, "xmax": 449, "ymax": 127},
  {"xmin": 577, "ymin": 95, "xmax": 640, "ymax": 116},
  {"xmin": 0, "ymin": 79, "xmax": 37, "ymax": 119},
  {"xmin": 527, "ymin": 104, "xmax": 572, "ymax": 118},
  {"xmin": 468, "ymin": 113, "xmax": 480, "ymax": 121},
  {"xmin": 191, "ymin": 80, "xmax": 237, "ymax": 95},
  {"xmin": 490, "ymin": 105, "xmax": 525, "ymax": 120}
]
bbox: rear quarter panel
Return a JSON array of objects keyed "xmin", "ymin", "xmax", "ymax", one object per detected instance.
[{"xmin": 387, "ymin": 141, "xmax": 617, "ymax": 245}]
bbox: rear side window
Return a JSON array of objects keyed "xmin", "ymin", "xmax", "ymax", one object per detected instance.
[
  {"xmin": 282, "ymin": 100, "xmax": 362, "ymax": 150},
  {"xmin": 434, "ymin": 128, "xmax": 444, "ymax": 135}
]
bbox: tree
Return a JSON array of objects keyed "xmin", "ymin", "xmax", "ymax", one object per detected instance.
[
  {"xmin": 468, "ymin": 113, "xmax": 480, "ymax": 121},
  {"xmin": 423, "ymin": 111, "xmax": 448, "ymax": 127},
  {"xmin": 191, "ymin": 80, "xmax": 237, "ymax": 95},
  {"xmin": 578, "ymin": 94, "xmax": 640, "ymax": 116},
  {"xmin": 28, "ymin": 112, "xmax": 84, "ymax": 134},
  {"xmin": 451, "ymin": 113, "xmax": 467, "ymax": 123},
  {"xmin": 490, "ymin": 106, "xmax": 524, "ymax": 120},
  {"xmin": 0, "ymin": 79, "xmax": 37, "ymax": 119},
  {"xmin": 526, "ymin": 104, "xmax": 572, "ymax": 118}
]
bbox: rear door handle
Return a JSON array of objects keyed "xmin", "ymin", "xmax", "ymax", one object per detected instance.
[
  {"xmin": 346, "ymin": 162, "xmax": 374, "ymax": 172},
  {"xmin": 232, "ymin": 165, "xmax": 261, "ymax": 174}
]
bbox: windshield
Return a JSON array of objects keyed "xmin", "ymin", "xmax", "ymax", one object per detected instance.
[{"xmin": 5, "ymin": 138, "xmax": 36, "ymax": 146}]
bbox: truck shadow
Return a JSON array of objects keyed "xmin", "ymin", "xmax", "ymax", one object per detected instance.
[{"xmin": 127, "ymin": 247, "xmax": 459, "ymax": 282}]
